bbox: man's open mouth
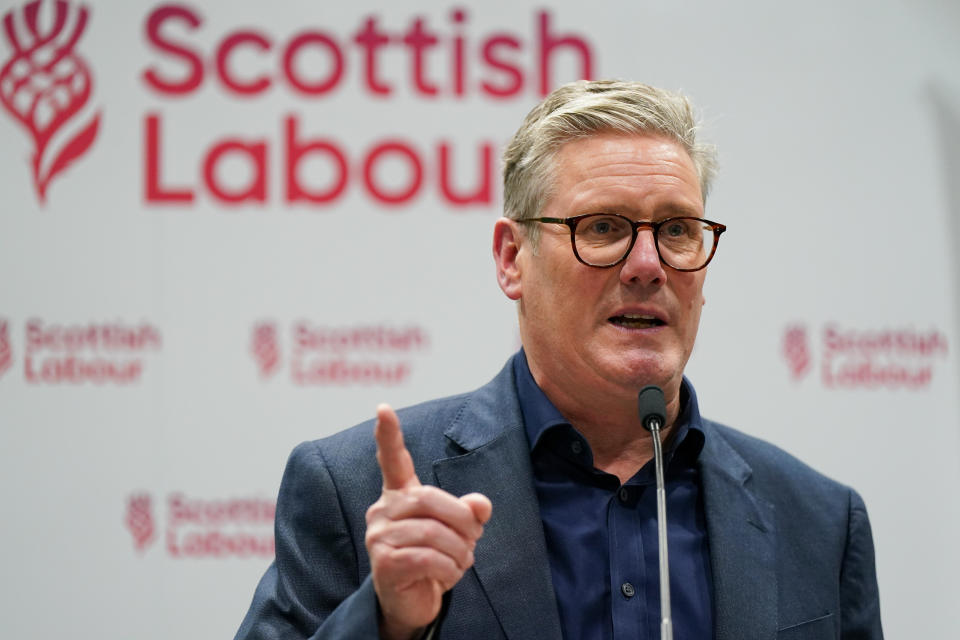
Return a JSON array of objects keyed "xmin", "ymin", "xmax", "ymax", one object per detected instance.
[{"xmin": 609, "ymin": 314, "xmax": 665, "ymax": 329}]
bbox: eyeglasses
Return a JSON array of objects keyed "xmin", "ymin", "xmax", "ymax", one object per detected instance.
[{"xmin": 528, "ymin": 213, "xmax": 727, "ymax": 271}]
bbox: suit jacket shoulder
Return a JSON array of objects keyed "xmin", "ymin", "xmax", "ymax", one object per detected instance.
[{"xmin": 705, "ymin": 418, "xmax": 861, "ymax": 500}]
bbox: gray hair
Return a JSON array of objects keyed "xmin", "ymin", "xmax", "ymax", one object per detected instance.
[{"xmin": 502, "ymin": 79, "xmax": 718, "ymax": 242}]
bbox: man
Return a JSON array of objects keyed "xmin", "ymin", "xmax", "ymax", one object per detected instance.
[{"xmin": 235, "ymin": 80, "xmax": 883, "ymax": 639}]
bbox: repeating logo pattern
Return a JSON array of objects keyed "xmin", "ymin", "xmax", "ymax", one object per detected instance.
[
  {"xmin": 782, "ymin": 323, "xmax": 948, "ymax": 390},
  {"xmin": 124, "ymin": 491, "xmax": 275, "ymax": 558},
  {"xmin": 250, "ymin": 320, "xmax": 429, "ymax": 386},
  {"xmin": 0, "ymin": 0, "xmax": 101, "ymax": 202}
]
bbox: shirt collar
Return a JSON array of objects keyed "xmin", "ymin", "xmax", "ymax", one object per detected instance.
[{"xmin": 512, "ymin": 349, "xmax": 705, "ymax": 464}]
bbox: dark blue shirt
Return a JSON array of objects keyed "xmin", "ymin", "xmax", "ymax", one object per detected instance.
[{"xmin": 513, "ymin": 350, "xmax": 714, "ymax": 640}]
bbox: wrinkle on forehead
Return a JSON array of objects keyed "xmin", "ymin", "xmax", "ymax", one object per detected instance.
[{"xmin": 547, "ymin": 133, "xmax": 704, "ymax": 219}]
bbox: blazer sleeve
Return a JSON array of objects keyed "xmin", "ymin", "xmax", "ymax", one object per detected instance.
[
  {"xmin": 839, "ymin": 490, "xmax": 884, "ymax": 639},
  {"xmin": 233, "ymin": 441, "xmax": 382, "ymax": 640}
]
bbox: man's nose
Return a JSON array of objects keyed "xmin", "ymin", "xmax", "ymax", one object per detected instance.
[{"xmin": 619, "ymin": 229, "xmax": 666, "ymax": 286}]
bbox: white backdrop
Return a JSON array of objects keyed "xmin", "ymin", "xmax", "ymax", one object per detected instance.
[{"xmin": 1, "ymin": 0, "xmax": 958, "ymax": 638}]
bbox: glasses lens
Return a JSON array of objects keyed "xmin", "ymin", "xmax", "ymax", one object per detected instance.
[
  {"xmin": 572, "ymin": 214, "xmax": 634, "ymax": 266},
  {"xmin": 657, "ymin": 217, "xmax": 713, "ymax": 270}
]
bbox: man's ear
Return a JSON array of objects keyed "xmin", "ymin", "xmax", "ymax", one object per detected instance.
[{"xmin": 493, "ymin": 218, "xmax": 523, "ymax": 301}]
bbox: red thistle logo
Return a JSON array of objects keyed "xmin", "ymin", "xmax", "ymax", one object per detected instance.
[
  {"xmin": 125, "ymin": 492, "xmax": 155, "ymax": 552},
  {"xmin": 782, "ymin": 324, "xmax": 811, "ymax": 381},
  {"xmin": 251, "ymin": 321, "xmax": 281, "ymax": 379},
  {"xmin": 0, "ymin": 319, "xmax": 11, "ymax": 378},
  {"xmin": 0, "ymin": 0, "xmax": 101, "ymax": 203}
]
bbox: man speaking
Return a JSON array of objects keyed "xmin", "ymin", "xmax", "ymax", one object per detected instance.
[{"xmin": 235, "ymin": 80, "xmax": 883, "ymax": 639}]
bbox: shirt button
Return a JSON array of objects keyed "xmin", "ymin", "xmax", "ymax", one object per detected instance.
[
  {"xmin": 621, "ymin": 582, "xmax": 636, "ymax": 598},
  {"xmin": 570, "ymin": 440, "xmax": 583, "ymax": 455},
  {"xmin": 618, "ymin": 487, "xmax": 629, "ymax": 503}
]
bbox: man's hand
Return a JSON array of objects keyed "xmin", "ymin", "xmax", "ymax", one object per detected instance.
[{"xmin": 365, "ymin": 404, "xmax": 492, "ymax": 640}]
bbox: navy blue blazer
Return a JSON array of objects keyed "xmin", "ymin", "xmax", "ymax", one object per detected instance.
[{"xmin": 235, "ymin": 360, "xmax": 883, "ymax": 639}]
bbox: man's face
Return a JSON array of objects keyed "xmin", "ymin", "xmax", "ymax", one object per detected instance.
[{"xmin": 506, "ymin": 132, "xmax": 707, "ymax": 404}]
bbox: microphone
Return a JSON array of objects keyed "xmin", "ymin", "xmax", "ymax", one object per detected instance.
[
  {"xmin": 638, "ymin": 385, "xmax": 673, "ymax": 640},
  {"xmin": 638, "ymin": 385, "xmax": 666, "ymax": 432}
]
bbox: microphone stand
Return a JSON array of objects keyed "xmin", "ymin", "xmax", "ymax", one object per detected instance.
[{"xmin": 638, "ymin": 385, "xmax": 673, "ymax": 640}]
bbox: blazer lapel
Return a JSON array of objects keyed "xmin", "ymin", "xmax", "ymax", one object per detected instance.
[
  {"xmin": 432, "ymin": 366, "xmax": 563, "ymax": 640},
  {"xmin": 699, "ymin": 424, "xmax": 778, "ymax": 640}
]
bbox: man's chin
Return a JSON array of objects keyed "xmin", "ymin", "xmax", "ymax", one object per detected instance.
[{"xmin": 595, "ymin": 351, "xmax": 679, "ymax": 390}]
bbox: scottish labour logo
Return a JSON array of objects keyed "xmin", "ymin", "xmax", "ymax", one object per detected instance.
[{"xmin": 1, "ymin": 0, "xmax": 101, "ymax": 203}]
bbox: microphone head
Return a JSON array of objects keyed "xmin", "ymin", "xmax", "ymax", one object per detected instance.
[{"xmin": 637, "ymin": 385, "xmax": 666, "ymax": 432}]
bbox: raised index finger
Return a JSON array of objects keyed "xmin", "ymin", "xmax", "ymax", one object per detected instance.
[{"xmin": 374, "ymin": 403, "xmax": 420, "ymax": 490}]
